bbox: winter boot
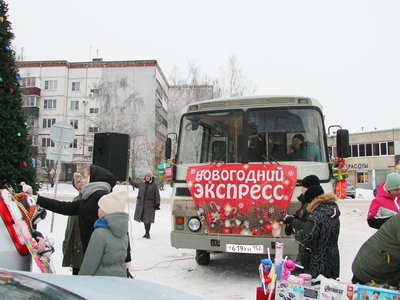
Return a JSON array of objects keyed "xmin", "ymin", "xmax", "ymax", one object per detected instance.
[{"xmin": 143, "ymin": 223, "xmax": 151, "ymax": 239}]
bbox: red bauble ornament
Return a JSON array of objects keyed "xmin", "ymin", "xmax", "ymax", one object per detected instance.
[
  {"xmin": 230, "ymin": 226, "xmax": 242, "ymax": 234},
  {"xmin": 23, "ymin": 161, "xmax": 27, "ymax": 168},
  {"xmin": 206, "ymin": 213, "xmax": 214, "ymax": 224},
  {"xmin": 252, "ymin": 228, "xmax": 261, "ymax": 236},
  {"xmin": 9, "ymin": 88, "xmax": 14, "ymax": 94},
  {"xmin": 221, "ymin": 227, "xmax": 232, "ymax": 234},
  {"xmin": 263, "ymin": 223, "xmax": 273, "ymax": 234}
]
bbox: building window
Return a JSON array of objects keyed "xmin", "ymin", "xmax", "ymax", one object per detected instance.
[
  {"xmin": 41, "ymin": 158, "xmax": 55, "ymax": 169},
  {"xmin": 373, "ymin": 143, "xmax": 380, "ymax": 156},
  {"xmin": 359, "ymin": 144, "xmax": 366, "ymax": 157},
  {"xmin": 25, "ymin": 96, "xmax": 37, "ymax": 107},
  {"xmin": 88, "ymin": 146, "xmax": 93, "ymax": 152},
  {"xmin": 70, "ymin": 139, "xmax": 78, "ymax": 149},
  {"xmin": 44, "ymin": 80, "xmax": 57, "ymax": 90},
  {"xmin": 21, "ymin": 77, "xmax": 36, "ymax": 87},
  {"xmin": 43, "ymin": 99, "xmax": 57, "ymax": 109},
  {"xmin": 72, "ymin": 82, "xmax": 80, "ymax": 92},
  {"xmin": 351, "ymin": 144, "xmax": 358, "ymax": 157},
  {"xmin": 89, "ymin": 107, "xmax": 99, "ymax": 114},
  {"xmin": 357, "ymin": 171, "xmax": 369, "ymax": 184},
  {"xmin": 365, "ymin": 143, "xmax": 372, "ymax": 156},
  {"xmin": 70, "ymin": 100, "xmax": 79, "ymax": 110},
  {"xmin": 29, "ymin": 135, "xmax": 37, "ymax": 146},
  {"xmin": 43, "ymin": 118, "xmax": 56, "ymax": 128},
  {"xmin": 90, "ymin": 89, "xmax": 100, "ymax": 95},
  {"xmin": 380, "ymin": 143, "xmax": 387, "ymax": 155},
  {"xmin": 41, "ymin": 137, "xmax": 55, "ymax": 147},
  {"xmin": 388, "ymin": 141, "xmax": 394, "ymax": 155},
  {"xmin": 89, "ymin": 127, "xmax": 98, "ymax": 133},
  {"xmin": 70, "ymin": 119, "xmax": 78, "ymax": 129}
]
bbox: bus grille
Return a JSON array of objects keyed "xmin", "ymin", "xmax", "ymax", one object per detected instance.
[{"xmin": 175, "ymin": 187, "xmax": 192, "ymax": 197}]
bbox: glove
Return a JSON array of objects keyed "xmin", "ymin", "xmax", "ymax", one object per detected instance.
[
  {"xmin": 283, "ymin": 215, "xmax": 294, "ymax": 225},
  {"xmin": 154, "ymin": 204, "xmax": 160, "ymax": 210},
  {"xmin": 285, "ymin": 224, "xmax": 293, "ymax": 236},
  {"xmin": 32, "ymin": 206, "xmax": 47, "ymax": 226}
]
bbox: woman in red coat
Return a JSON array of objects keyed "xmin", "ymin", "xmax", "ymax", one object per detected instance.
[{"xmin": 367, "ymin": 172, "xmax": 400, "ymax": 229}]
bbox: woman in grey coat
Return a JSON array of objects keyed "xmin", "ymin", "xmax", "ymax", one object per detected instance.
[
  {"xmin": 129, "ymin": 172, "xmax": 160, "ymax": 239},
  {"xmin": 79, "ymin": 190, "xmax": 129, "ymax": 277}
]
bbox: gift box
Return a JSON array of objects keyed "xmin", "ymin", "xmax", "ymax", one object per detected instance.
[
  {"xmin": 274, "ymin": 280, "xmax": 319, "ymax": 300},
  {"xmin": 357, "ymin": 285, "xmax": 400, "ymax": 300},
  {"xmin": 319, "ymin": 277, "xmax": 358, "ymax": 300}
]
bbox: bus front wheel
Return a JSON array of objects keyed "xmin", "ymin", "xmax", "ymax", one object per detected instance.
[{"xmin": 195, "ymin": 250, "xmax": 210, "ymax": 265}]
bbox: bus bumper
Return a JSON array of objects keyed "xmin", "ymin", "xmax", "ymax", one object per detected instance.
[{"xmin": 171, "ymin": 231, "xmax": 299, "ymax": 256}]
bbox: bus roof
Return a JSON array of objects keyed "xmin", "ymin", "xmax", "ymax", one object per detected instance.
[{"xmin": 182, "ymin": 95, "xmax": 323, "ymax": 113}]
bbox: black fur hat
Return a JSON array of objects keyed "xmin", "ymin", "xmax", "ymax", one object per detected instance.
[
  {"xmin": 304, "ymin": 185, "xmax": 324, "ymax": 203},
  {"xmin": 301, "ymin": 175, "xmax": 320, "ymax": 189}
]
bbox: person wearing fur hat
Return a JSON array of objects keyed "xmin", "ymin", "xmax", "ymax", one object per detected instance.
[
  {"xmin": 129, "ymin": 171, "xmax": 160, "ymax": 239},
  {"xmin": 62, "ymin": 172, "xmax": 85, "ymax": 275},
  {"xmin": 367, "ymin": 172, "xmax": 400, "ymax": 229},
  {"xmin": 79, "ymin": 190, "xmax": 129, "ymax": 277},
  {"xmin": 283, "ymin": 175, "xmax": 321, "ymax": 270},
  {"xmin": 289, "ymin": 186, "xmax": 341, "ymax": 278}
]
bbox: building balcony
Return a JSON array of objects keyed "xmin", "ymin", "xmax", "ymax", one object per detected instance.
[
  {"xmin": 22, "ymin": 87, "xmax": 41, "ymax": 96},
  {"xmin": 23, "ymin": 107, "xmax": 40, "ymax": 118}
]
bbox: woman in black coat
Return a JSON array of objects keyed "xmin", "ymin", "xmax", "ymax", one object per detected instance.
[
  {"xmin": 37, "ymin": 165, "xmax": 116, "ymax": 252},
  {"xmin": 294, "ymin": 186, "xmax": 341, "ymax": 279},
  {"xmin": 129, "ymin": 172, "xmax": 160, "ymax": 239}
]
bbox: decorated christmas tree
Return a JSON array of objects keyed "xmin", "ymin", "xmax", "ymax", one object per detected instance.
[{"xmin": 0, "ymin": 0, "xmax": 37, "ymax": 191}]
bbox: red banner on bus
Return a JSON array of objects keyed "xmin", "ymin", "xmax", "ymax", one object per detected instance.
[{"xmin": 187, "ymin": 164, "xmax": 297, "ymax": 236}]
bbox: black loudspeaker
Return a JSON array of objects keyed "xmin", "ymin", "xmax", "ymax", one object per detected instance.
[
  {"xmin": 92, "ymin": 132, "xmax": 130, "ymax": 181},
  {"xmin": 336, "ymin": 129, "xmax": 350, "ymax": 158}
]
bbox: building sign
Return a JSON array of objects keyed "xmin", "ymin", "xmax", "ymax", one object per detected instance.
[{"xmin": 347, "ymin": 163, "xmax": 369, "ymax": 170}]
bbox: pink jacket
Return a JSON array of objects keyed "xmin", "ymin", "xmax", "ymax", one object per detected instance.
[{"xmin": 368, "ymin": 183, "xmax": 399, "ymax": 220}]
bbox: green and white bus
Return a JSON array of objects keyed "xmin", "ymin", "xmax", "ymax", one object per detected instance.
[{"xmin": 166, "ymin": 95, "xmax": 349, "ymax": 265}]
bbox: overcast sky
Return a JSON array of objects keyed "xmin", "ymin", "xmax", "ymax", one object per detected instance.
[{"xmin": 7, "ymin": 0, "xmax": 400, "ymax": 133}]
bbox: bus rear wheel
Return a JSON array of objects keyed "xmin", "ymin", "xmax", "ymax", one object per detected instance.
[{"xmin": 195, "ymin": 250, "xmax": 210, "ymax": 265}]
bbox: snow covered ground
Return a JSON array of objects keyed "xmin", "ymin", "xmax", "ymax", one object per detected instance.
[{"xmin": 36, "ymin": 184, "xmax": 376, "ymax": 300}]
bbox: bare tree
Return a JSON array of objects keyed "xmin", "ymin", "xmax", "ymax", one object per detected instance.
[
  {"xmin": 36, "ymin": 143, "xmax": 57, "ymax": 187},
  {"xmin": 89, "ymin": 77, "xmax": 145, "ymax": 178},
  {"xmin": 213, "ymin": 55, "xmax": 257, "ymax": 98}
]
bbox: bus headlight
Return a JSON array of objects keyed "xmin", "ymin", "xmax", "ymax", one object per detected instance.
[{"xmin": 187, "ymin": 217, "xmax": 201, "ymax": 232}]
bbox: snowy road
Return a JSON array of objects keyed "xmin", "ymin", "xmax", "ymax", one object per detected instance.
[{"xmin": 37, "ymin": 186, "xmax": 375, "ymax": 300}]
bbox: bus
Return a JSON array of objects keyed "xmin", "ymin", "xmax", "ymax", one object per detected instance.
[{"xmin": 166, "ymin": 95, "xmax": 349, "ymax": 265}]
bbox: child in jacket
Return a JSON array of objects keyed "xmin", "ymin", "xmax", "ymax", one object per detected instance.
[{"xmin": 79, "ymin": 190, "xmax": 129, "ymax": 277}]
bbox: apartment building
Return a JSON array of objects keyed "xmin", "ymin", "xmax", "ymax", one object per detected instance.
[
  {"xmin": 17, "ymin": 59, "xmax": 169, "ymax": 181},
  {"xmin": 328, "ymin": 128, "xmax": 400, "ymax": 189}
]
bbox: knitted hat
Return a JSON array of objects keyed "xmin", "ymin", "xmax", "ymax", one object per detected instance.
[
  {"xmin": 303, "ymin": 185, "xmax": 324, "ymax": 203},
  {"xmin": 20, "ymin": 182, "xmax": 32, "ymax": 193},
  {"xmin": 72, "ymin": 172, "xmax": 84, "ymax": 190},
  {"xmin": 98, "ymin": 190, "xmax": 127, "ymax": 214},
  {"xmin": 385, "ymin": 172, "xmax": 400, "ymax": 191},
  {"xmin": 301, "ymin": 175, "xmax": 320, "ymax": 189}
]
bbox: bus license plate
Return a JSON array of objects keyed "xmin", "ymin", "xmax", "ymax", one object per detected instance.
[{"xmin": 226, "ymin": 244, "xmax": 264, "ymax": 254}]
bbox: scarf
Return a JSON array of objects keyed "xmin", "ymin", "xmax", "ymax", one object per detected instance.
[
  {"xmin": 94, "ymin": 217, "xmax": 110, "ymax": 229},
  {"xmin": 81, "ymin": 182, "xmax": 111, "ymax": 200}
]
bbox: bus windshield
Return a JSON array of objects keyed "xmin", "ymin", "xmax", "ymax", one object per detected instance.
[{"xmin": 177, "ymin": 107, "xmax": 327, "ymax": 164}]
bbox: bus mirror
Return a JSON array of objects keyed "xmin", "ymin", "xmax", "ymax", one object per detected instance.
[
  {"xmin": 165, "ymin": 138, "xmax": 172, "ymax": 160},
  {"xmin": 336, "ymin": 129, "xmax": 349, "ymax": 158}
]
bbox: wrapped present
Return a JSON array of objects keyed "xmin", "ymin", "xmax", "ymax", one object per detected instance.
[{"xmin": 335, "ymin": 179, "xmax": 347, "ymax": 199}]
